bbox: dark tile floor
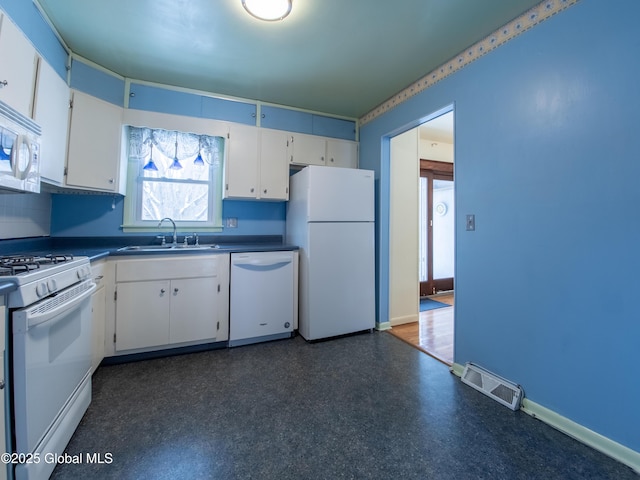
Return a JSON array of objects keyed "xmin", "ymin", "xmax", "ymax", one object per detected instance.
[{"xmin": 51, "ymin": 332, "xmax": 636, "ymax": 479}]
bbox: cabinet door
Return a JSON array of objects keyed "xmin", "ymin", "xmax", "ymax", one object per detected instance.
[
  {"xmin": 326, "ymin": 139, "xmax": 358, "ymax": 168},
  {"xmin": 0, "ymin": 13, "xmax": 38, "ymax": 118},
  {"xmin": 91, "ymin": 284, "xmax": 106, "ymax": 372},
  {"xmin": 225, "ymin": 123, "xmax": 258, "ymax": 199},
  {"xmin": 115, "ymin": 280, "xmax": 171, "ymax": 351},
  {"xmin": 34, "ymin": 60, "xmax": 70, "ymax": 185},
  {"xmin": 259, "ymin": 129, "xmax": 289, "ymax": 200},
  {"xmin": 169, "ymin": 277, "xmax": 219, "ymax": 344},
  {"xmin": 66, "ymin": 90, "xmax": 124, "ymax": 192},
  {"xmin": 90, "ymin": 260, "xmax": 107, "ymax": 372},
  {"xmin": 289, "ymin": 133, "xmax": 326, "ymax": 166}
]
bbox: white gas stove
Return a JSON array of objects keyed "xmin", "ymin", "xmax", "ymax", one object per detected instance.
[
  {"xmin": 3, "ymin": 252, "xmax": 95, "ymax": 480},
  {"xmin": 0, "ymin": 254, "xmax": 92, "ymax": 308}
]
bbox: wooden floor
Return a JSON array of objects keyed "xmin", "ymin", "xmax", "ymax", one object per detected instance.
[{"xmin": 387, "ymin": 293, "xmax": 454, "ymax": 365}]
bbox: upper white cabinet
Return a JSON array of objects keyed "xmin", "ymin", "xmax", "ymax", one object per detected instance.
[
  {"xmin": 258, "ymin": 128, "xmax": 289, "ymax": 200},
  {"xmin": 0, "ymin": 11, "xmax": 38, "ymax": 118},
  {"xmin": 288, "ymin": 132, "xmax": 358, "ymax": 168},
  {"xmin": 288, "ymin": 132, "xmax": 326, "ymax": 166},
  {"xmin": 224, "ymin": 125, "xmax": 289, "ymax": 201},
  {"xmin": 66, "ymin": 90, "xmax": 125, "ymax": 193},
  {"xmin": 326, "ymin": 138, "xmax": 358, "ymax": 168},
  {"xmin": 33, "ymin": 60, "xmax": 70, "ymax": 185},
  {"xmin": 225, "ymin": 123, "xmax": 259, "ymax": 199}
]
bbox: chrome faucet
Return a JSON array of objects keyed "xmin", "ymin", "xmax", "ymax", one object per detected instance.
[{"xmin": 158, "ymin": 217, "xmax": 177, "ymax": 246}]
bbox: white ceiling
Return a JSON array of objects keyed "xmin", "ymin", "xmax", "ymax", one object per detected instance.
[{"xmin": 36, "ymin": 0, "xmax": 543, "ymax": 119}]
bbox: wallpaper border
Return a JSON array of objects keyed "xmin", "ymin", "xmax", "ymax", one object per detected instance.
[{"xmin": 359, "ymin": 0, "xmax": 580, "ymax": 125}]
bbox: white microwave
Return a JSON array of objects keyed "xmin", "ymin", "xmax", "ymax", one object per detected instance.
[{"xmin": 0, "ymin": 100, "xmax": 41, "ymax": 194}]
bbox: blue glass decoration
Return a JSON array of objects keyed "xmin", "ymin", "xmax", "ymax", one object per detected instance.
[
  {"xmin": 169, "ymin": 134, "xmax": 182, "ymax": 170},
  {"xmin": 143, "ymin": 143, "xmax": 158, "ymax": 171}
]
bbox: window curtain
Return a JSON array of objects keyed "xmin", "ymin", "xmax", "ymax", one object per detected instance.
[{"xmin": 128, "ymin": 127, "xmax": 224, "ymax": 167}]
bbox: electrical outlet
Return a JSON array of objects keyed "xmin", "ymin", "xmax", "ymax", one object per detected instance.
[
  {"xmin": 225, "ymin": 217, "xmax": 238, "ymax": 228},
  {"xmin": 466, "ymin": 214, "xmax": 475, "ymax": 231}
]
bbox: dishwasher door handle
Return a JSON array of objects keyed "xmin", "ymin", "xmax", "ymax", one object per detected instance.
[{"xmin": 232, "ymin": 256, "xmax": 293, "ymax": 268}]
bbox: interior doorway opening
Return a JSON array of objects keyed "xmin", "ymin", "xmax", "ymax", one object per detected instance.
[
  {"xmin": 387, "ymin": 107, "xmax": 455, "ymax": 365},
  {"xmin": 419, "ymin": 161, "xmax": 454, "ymax": 296}
]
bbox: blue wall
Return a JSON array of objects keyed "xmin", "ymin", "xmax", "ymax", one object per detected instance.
[
  {"xmin": 50, "ymin": 195, "xmax": 285, "ymax": 238},
  {"xmin": 360, "ymin": 0, "xmax": 639, "ymax": 453}
]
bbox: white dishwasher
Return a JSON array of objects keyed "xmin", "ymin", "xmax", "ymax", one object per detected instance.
[{"xmin": 229, "ymin": 251, "xmax": 296, "ymax": 347}]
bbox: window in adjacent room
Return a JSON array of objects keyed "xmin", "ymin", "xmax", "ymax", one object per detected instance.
[{"xmin": 122, "ymin": 126, "xmax": 225, "ymax": 231}]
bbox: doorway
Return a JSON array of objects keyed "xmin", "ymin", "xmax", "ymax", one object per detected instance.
[
  {"xmin": 419, "ymin": 161, "xmax": 454, "ymax": 296},
  {"xmin": 387, "ymin": 108, "xmax": 455, "ymax": 364}
]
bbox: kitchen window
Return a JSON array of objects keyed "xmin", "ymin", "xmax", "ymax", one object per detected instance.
[{"xmin": 122, "ymin": 126, "xmax": 224, "ymax": 231}]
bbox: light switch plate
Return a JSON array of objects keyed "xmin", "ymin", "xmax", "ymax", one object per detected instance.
[
  {"xmin": 225, "ymin": 217, "xmax": 238, "ymax": 228},
  {"xmin": 466, "ymin": 214, "xmax": 475, "ymax": 231}
]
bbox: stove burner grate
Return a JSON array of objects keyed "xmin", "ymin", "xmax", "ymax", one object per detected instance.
[{"xmin": 0, "ymin": 253, "xmax": 75, "ymax": 276}]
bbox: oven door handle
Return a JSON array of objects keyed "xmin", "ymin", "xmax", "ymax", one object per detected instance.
[{"xmin": 17, "ymin": 282, "xmax": 96, "ymax": 332}]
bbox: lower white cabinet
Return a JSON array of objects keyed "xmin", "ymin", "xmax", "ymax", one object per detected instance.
[
  {"xmin": 90, "ymin": 260, "xmax": 108, "ymax": 372},
  {"xmin": 114, "ymin": 254, "xmax": 229, "ymax": 352}
]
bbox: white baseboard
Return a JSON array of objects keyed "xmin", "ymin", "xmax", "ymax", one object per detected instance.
[
  {"xmin": 376, "ymin": 321, "xmax": 391, "ymax": 331},
  {"xmin": 390, "ymin": 314, "xmax": 418, "ymax": 326},
  {"xmin": 450, "ymin": 362, "xmax": 465, "ymax": 377},
  {"xmin": 520, "ymin": 399, "xmax": 639, "ymax": 474},
  {"xmin": 450, "ymin": 363, "xmax": 639, "ymax": 474}
]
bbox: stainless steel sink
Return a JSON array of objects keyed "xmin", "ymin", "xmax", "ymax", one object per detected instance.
[{"xmin": 116, "ymin": 244, "xmax": 221, "ymax": 252}]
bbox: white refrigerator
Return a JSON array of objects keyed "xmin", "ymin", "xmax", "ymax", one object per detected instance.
[{"xmin": 286, "ymin": 166, "xmax": 375, "ymax": 341}]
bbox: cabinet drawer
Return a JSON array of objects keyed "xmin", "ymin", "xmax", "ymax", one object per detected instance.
[{"xmin": 116, "ymin": 254, "xmax": 228, "ymax": 282}]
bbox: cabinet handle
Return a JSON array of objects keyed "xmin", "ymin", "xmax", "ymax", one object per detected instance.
[
  {"xmin": 263, "ymin": 189, "xmax": 267, "ymax": 194},
  {"xmin": 160, "ymin": 288, "xmax": 166, "ymax": 294},
  {"xmin": 0, "ymin": 80, "xmax": 7, "ymax": 88},
  {"xmin": 330, "ymin": 158, "xmax": 334, "ymax": 163},
  {"xmin": 108, "ymin": 178, "xmax": 114, "ymax": 184},
  {"xmin": 173, "ymin": 288, "xmax": 179, "ymax": 294},
  {"xmin": 250, "ymin": 187, "xmax": 255, "ymax": 193}
]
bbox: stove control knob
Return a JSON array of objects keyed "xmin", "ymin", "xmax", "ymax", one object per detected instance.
[
  {"xmin": 36, "ymin": 282, "xmax": 49, "ymax": 298},
  {"xmin": 47, "ymin": 279, "xmax": 58, "ymax": 293}
]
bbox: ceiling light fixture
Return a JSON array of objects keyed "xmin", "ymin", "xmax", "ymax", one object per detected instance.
[{"xmin": 242, "ymin": 0, "xmax": 292, "ymax": 21}]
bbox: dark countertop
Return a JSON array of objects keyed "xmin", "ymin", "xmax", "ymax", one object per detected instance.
[
  {"xmin": 108, "ymin": 242, "xmax": 297, "ymax": 259},
  {"xmin": 0, "ymin": 235, "xmax": 298, "ymax": 263}
]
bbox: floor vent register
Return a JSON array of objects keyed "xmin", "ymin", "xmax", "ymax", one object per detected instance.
[{"xmin": 461, "ymin": 363, "xmax": 523, "ymax": 411}]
